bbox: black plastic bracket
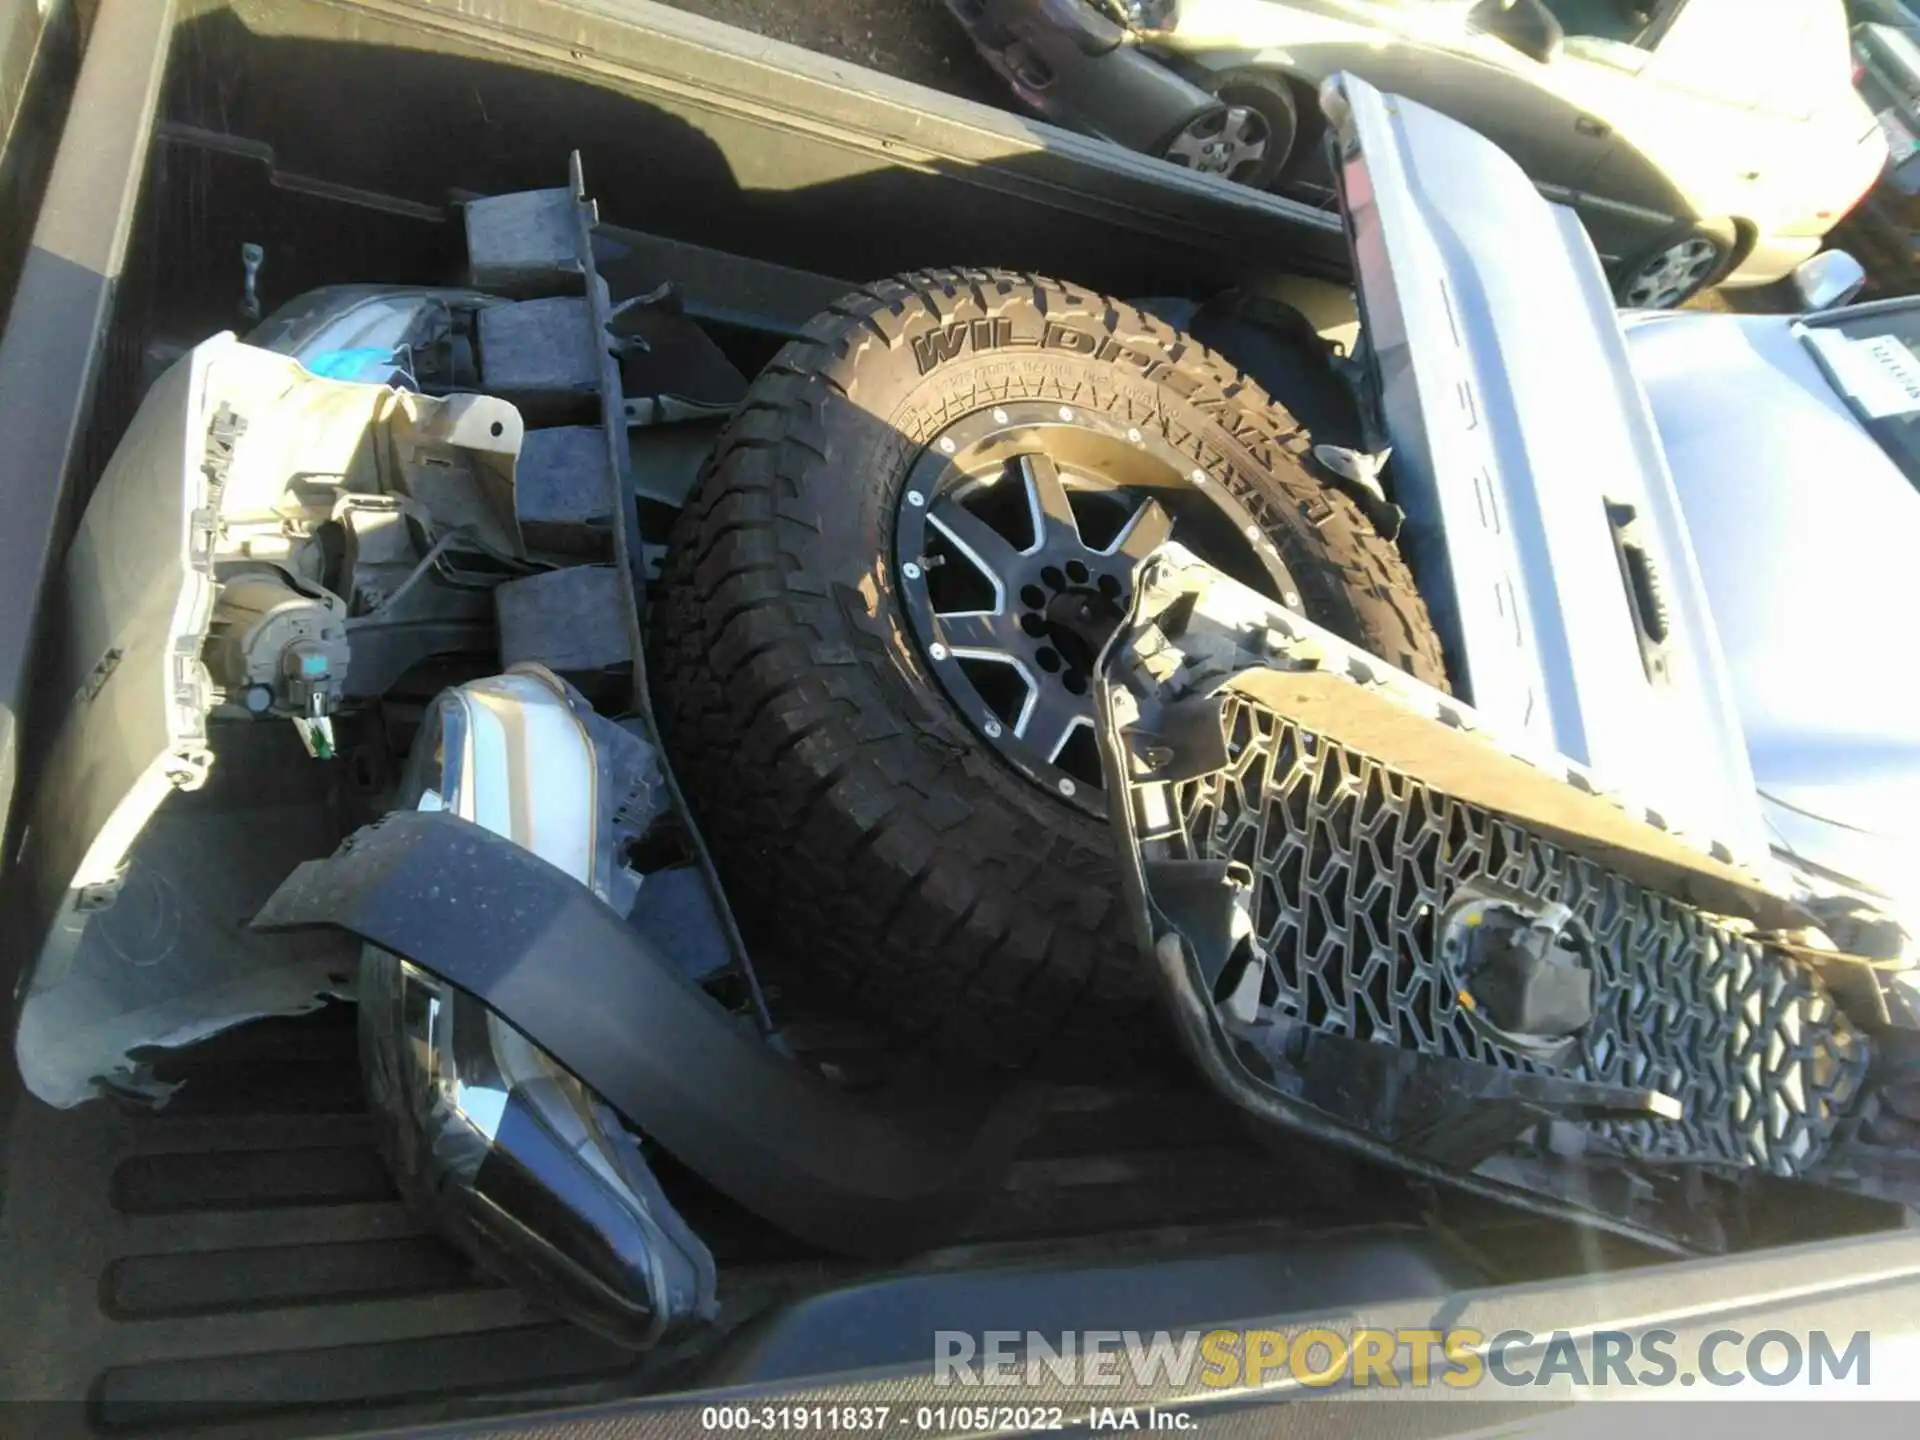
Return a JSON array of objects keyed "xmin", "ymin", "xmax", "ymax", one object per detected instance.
[{"xmin": 1250, "ymin": 1021, "xmax": 1679, "ymax": 1172}]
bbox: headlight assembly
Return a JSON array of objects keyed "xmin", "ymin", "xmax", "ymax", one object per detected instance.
[{"xmin": 356, "ymin": 667, "xmax": 717, "ymax": 1347}]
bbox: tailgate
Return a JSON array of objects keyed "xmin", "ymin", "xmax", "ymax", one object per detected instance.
[{"xmin": 1323, "ymin": 74, "xmax": 1768, "ymax": 870}]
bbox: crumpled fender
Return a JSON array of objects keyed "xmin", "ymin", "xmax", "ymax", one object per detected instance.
[{"xmin": 253, "ymin": 808, "xmax": 1037, "ymax": 1258}]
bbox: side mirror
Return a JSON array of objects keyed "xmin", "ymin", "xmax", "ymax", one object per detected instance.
[
  {"xmin": 1793, "ymin": 251, "xmax": 1868, "ymax": 312},
  {"xmin": 1470, "ymin": 0, "xmax": 1565, "ymax": 64}
]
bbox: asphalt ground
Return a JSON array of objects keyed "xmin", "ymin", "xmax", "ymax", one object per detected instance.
[{"xmin": 655, "ymin": 0, "xmax": 1006, "ymax": 103}]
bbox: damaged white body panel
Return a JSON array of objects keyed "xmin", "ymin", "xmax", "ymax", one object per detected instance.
[{"xmin": 15, "ymin": 335, "xmax": 523, "ymax": 1106}]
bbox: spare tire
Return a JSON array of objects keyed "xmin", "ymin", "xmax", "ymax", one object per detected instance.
[{"xmin": 653, "ymin": 270, "xmax": 1446, "ymax": 1065}]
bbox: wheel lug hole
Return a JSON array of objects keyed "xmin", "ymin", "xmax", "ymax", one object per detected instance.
[
  {"xmin": 1019, "ymin": 613, "xmax": 1048, "ymax": 638},
  {"xmin": 1040, "ymin": 565, "xmax": 1067, "ymax": 591},
  {"xmin": 1065, "ymin": 559, "xmax": 1089, "ymax": 585},
  {"xmin": 1063, "ymin": 673, "xmax": 1088, "ymax": 697},
  {"xmin": 1097, "ymin": 574, "xmax": 1122, "ymax": 600},
  {"xmin": 1036, "ymin": 648, "xmax": 1063, "ymax": 674},
  {"xmin": 1020, "ymin": 584, "xmax": 1047, "ymax": 610}
]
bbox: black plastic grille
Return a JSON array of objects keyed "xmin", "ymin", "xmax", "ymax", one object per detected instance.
[{"xmin": 1166, "ymin": 692, "xmax": 1870, "ymax": 1176}]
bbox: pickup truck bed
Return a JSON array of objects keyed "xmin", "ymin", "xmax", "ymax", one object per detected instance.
[
  {"xmin": 0, "ymin": 1, "xmax": 1840, "ymax": 1429},
  {"xmin": 0, "ymin": 724, "xmax": 1495, "ymax": 1429},
  {"xmin": 8, "ymin": 1006, "xmax": 1474, "ymax": 1433},
  {"xmin": 0, "ymin": 0, "xmax": 1491, "ymax": 1426}
]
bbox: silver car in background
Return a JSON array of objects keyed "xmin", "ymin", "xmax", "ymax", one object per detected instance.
[{"xmin": 952, "ymin": 0, "xmax": 1890, "ymax": 306}]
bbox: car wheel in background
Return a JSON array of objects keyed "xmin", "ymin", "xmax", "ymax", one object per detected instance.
[
  {"xmin": 1161, "ymin": 70, "xmax": 1297, "ymax": 189},
  {"xmin": 653, "ymin": 270, "xmax": 1447, "ymax": 1066},
  {"xmin": 1615, "ymin": 221, "xmax": 1738, "ymax": 309}
]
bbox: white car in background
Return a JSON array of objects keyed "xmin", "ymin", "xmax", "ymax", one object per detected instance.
[{"xmin": 953, "ymin": 0, "xmax": 1891, "ymax": 306}]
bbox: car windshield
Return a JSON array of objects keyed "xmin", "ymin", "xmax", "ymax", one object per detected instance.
[{"xmin": 1800, "ymin": 300, "xmax": 1920, "ymax": 485}]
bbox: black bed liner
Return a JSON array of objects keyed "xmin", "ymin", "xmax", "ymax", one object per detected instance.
[
  {"xmin": 0, "ymin": 1001, "xmax": 1505, "ymax": 1432},
  {"xmin": 0, "ymin": 3, "xmax": 1819, "ymax": 1431}
]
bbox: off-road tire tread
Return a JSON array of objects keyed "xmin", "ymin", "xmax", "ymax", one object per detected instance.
[{"xmin": 653, "ymin": 268, "xmax": 1445, "ymax": 1064}]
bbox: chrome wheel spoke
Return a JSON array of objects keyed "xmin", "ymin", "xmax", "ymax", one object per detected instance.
[
  {"xmin": 1020, "ymin": 453, "xmax": 1082, "ymax": 545},
  {"xmin": 1219, "ymin": 107, "xmax": 1268, "ymax": 171},
  {"xmin": 933, "ymin": 609, "xmax": 1020, "ymax": 654},
  {"xmin": 1221, "ymin": 107, "xmax": 1257, "ymax": 147},
  {"xmin": 901, "ymin": 405, "xmax": 1302, "ymax": 802},
  {"xmin": 1018, "ymin": 689, "xmax": 1089, "ymax": 765},
  {"xmin": 1104, "ymin": 496, "xmax": 1175, "ymax": 563},
  {"xmin": 1164, "ymin": 118, "xmax": 1216, "ymax": 166},
  {"xmin": 1632, "ymin": 237, "xmax": 1719, "ymax": 307},
  {"xmin": 927, "ymin": 497, "xmax": 1022, "ymax": 584}
]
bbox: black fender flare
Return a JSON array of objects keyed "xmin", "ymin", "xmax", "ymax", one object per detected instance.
[{"xmin": 253, "ymin": 809, "xmax": 1037, "ymax": 1258}]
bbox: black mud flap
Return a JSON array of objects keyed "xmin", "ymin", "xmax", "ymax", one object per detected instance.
[
  {"xmin": 1093, "ymin": 544, "xmax": 1877, "ymax": 1253},
  {"xmin": 253, "ymin": 809, "xmax": 1037, "ymax": 1259}
]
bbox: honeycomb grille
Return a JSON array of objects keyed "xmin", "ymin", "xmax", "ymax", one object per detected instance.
[{"xmin": 1164, "ymin": 691, "xmax": 1869, "ymax": 1175}]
